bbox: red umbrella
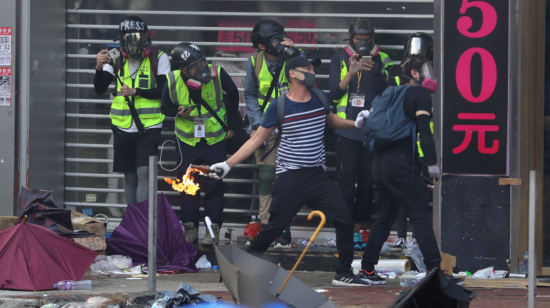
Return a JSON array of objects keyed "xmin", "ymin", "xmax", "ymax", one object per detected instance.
[{"xmin": 0, "ymin": 221, "xmax": 98, "ymax": 291}]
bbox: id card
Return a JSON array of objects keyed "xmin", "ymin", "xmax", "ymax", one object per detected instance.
[
  {"xmin": 350, "ymin": 94, "xmax": 365, "ymax": 107},
  {"xmin": 194, "ymin": 122, "xmax": 205, "ymax": 138}
]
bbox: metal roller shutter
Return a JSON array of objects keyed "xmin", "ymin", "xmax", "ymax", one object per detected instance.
[{"xmin": 64, "ymin": 0, "xmax": 433, "ymax": 233}]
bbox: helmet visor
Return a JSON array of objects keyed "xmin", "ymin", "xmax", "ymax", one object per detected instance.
[
  {"xmin": 405, "ymin": 37, "xmax": 432, "ymax": 57},
  {"xmin": 120, "ymin": 32, "xmax": 148, "ymax": 55}
]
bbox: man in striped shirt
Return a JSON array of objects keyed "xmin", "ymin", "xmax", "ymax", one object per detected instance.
[{"xmin": 209, "ymin": 57, "xmax": 372, "ymax": 286}]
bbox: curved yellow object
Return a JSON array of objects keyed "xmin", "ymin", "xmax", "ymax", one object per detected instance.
[{"xmin": 277, "ymin": 210, "xmax": 327, "ymax": 297}]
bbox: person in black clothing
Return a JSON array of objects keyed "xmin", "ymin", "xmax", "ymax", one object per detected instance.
[
  {"xmin": 329, "ymin": 18, "xmax": 387, "ymax": 250},
  {"xmin": 359, "ymin": 55, "xmax": 441, "ymax": 285}
]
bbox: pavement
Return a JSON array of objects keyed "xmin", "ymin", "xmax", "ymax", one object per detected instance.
[{"xmin": 2, "ymin": 271, "xmax": 550, "ymax": 307}]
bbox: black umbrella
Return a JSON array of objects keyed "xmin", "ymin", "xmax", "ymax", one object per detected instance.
[
  {"xmin": 390, "ymin": 267, "xmax": 476, "ymax": 308},
  {"xmin": 215, "ymin": 245, "xmax": 336, "ymax": 308}
]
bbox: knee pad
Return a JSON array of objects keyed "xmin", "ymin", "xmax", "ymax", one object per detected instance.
[{"xmin": 258, "ymin": 165, "xmax": 276, "ymax": 195}]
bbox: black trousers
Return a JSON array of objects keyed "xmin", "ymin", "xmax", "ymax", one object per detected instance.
[
  {"xmin": 396, "ymin": 208, "xmax": 409, "ymax": 239},
  {"xmin": 247, "ymin": 167, "xmax": 354, "ymax": 274},
  {"xmin": 361, "ymin": 150, "xmax": 441, "ymax": 271},
  {"xmin": 334, "ymin": 135, "xmax": 374, "ymax": 223}
]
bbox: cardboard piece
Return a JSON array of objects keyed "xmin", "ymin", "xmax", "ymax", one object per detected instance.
[
  {"xmin": 440, "ymin": 252, "xmax": 456, "ymax": 274},
  {"xmin": 0, "ymin": 216, "xmax": 18, "ymax": 231},
  {"xmin": 73, "ymin": 236, "xmax": 106, "ymax": 251},
  {"xmin": 464, "ymin": 278, "xmax": 550, "ymax": 289},
  {"xmin": 65, "ymin": 210, "xmax": 106, "ymax": 236}
]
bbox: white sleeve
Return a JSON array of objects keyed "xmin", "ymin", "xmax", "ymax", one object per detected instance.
[
  {"xmin": 156, "ymin": 53, "xmax": 171, "ymax": 76},
  {"xmin": 102, "ymin": 63, "xmax": 115, "ymax": 76}
]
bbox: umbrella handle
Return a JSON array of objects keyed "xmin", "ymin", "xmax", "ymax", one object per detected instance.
[
  {"xmin": 276, "ymin": 211, "xmax": 326, "ymax": 297},
  {"xmin": 22, "ymin": 215, "xmax": 28, "ymax": 225}
]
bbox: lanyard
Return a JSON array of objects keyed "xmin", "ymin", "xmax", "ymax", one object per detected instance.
[{"xmin": 356, "ymin": 70, "xmax": 363, "ymax": 94}]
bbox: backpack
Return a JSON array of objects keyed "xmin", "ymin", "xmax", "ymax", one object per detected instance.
[
  {"xmin": 260, "ymin": 88, "xmax": 330, "ymax": 161},
  {"xmin": 362, "ymin": 84, "xmax": 417, "ymax": 152}
]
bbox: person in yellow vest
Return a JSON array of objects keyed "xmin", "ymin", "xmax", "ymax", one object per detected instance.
[
  {"xmin": 161, "ymin": 43, "xmax": 240, "ymax": 246},
  {"xmin": 329, "ymin": 18, "xmax": 387, "ymax": 251},
  {"xmin": 94, "ymin": 15, "xmax": 169, "ymax": 205},
  {"xmin": 243, "ymin": 20, "xmax": 303, "ymax": 248}
]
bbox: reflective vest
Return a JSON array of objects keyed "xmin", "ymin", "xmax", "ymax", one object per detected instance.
[
  {"xmin": 166, "ymin": 66, "xmax": 226, "ymax": 146},
  {"xmin": 417, "ymin": 121, "xmax": 434, "ymax": 157},
  {"xmin": 110, "ymin": 53, "xmax": 165, "ymax": 129},
  {"xmin": 250, "ymin": 51, "xmax": 289, "ymax": 112},
  {"xmin": 379, "ymin": 51, "xmax": 400, "ymax": 85}
]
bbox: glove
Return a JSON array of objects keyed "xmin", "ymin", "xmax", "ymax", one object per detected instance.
[
  {"xmin": 209, "ymin": 161, "xmax": 231, "ymax": 179},
  {"xmin": 355, "ymin": 110, "xmax": 370, "ymax": 128},
  {"xmin": 428, "ymin": 165, "xmax": 441, "ymax": 181}
]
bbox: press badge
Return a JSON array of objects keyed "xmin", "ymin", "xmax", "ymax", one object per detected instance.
[
  {"xmin": 194, "ymin": 122, "xmax": 205, "ymax": 138},
  {"xmin": 350, "ymin": 94, "xmax": 365, "ymax": 107}
]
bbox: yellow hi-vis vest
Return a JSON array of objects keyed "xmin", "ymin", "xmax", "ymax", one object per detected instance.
[
  {"xmin": 417, "ymin": 121, "xmax": 434, "ymax": 157},
  {"xmin": 166, "ymin": 65, "xmax": 226, "ymax": 146},
  {"xmin": 250, "ymin": 51, "xmax": 289, "ymax": 112},
  {"xmin": 110, "ymin": 53, "xmax": 165, "ymax": 129},
  {"xmin": 334, "ymin": 52, "xmax": 400, "ymax": 119},
  {"xmin": 379, "ymin": 51, "xmax": 400, "ymax": 85}
]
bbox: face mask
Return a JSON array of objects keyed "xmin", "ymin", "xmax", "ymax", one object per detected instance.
[
  {"xmin": 294, "ymin": 70, "xmax": 315, "ymax": 89},
  {"xmin": 354, "ymin": 39, "xmax": 373, "ymax": 58},
  {"xmin": 193, "ymin": 65, "xmax": 212, "ymax": 85},
  {"xmin": 266, "ymin": 35, "xmax": 300, "ymax": 60}
]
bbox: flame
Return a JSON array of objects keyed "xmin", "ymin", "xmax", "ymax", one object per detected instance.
[{"xmin": 165, "ymin": 167, "xmax": 205, "ymax": 196}]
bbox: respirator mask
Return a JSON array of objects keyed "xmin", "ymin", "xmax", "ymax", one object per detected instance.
[{"xmin": 265, "ymin": 34, "xmax": 300, "ymax": 60}]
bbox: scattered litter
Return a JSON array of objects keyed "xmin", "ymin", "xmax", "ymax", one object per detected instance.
[
  {"xmin": 297, "ymin": 238, "xmax": 317, "ymax": 249},
  {"xmin": 454, "ymin": 271, "xmax": 471, "ymax": 277},
  {"xmin": 40, "ymin": 305, "xmax": 58, "ymax": 308},
  {"xmin": 85, "ymin": 297, "xmax": 111, "ymax": 308},
  {"xmin": 315, "ymin": 289, "xmax": 330, "ymax": 293},
  {"xmin": 471, "ymin": 267, "xmax": 507, "ymax": 279},
  {"xmin": 126, "ymin": 278, "xmax": 141, "ymax": 280},
  {"xmin": 110, "ymin": 265, "xmax": 143, "ymax": 275},
  {"xmin": 195, "ymin": 255, "xmax": 211, "ymax": 269},
  {"xmin": 318, "ymin": 238, "xmax": 336, "ymax": 247},
  {"xmin": 91, "ymin": 255, "xmax": 132, "ymax": 272},
  {"xmin": 132, "ymin": 273, "xmax": 159, "ymax": 278},
  {"xmin": 54, "ymin": 280, "xmax": 92, "ymax": 290}
]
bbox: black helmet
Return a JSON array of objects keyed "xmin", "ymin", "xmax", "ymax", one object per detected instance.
[
  {"xmin": 171, "ymin": 42, "xmax": 206, "ymax": 69},
  {"xmin": 251, "ymin": 20, "xmax": 285, "ymax": 48},
  {"xmin": 403, "ymin": 32, "xmax": 433, "ymax": 61},
  {"xmin": 118, "ymin": 15, "xmax": 151, "ymax": 60}
]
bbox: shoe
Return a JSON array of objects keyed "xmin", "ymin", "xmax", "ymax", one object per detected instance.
[
  {"xmin": 182, "ymin": 222, "xmax": 198, "ymax": 244},
  {"xmin": 390, "ymin": 238, "xmax": 405, "ymax": 252},
  {"xmin": 332, "ymin": 269, "xmax": 371, "ymax": 287},
  {"xmin": 202, "ymin": 223, "xmax": 220, "ymax": 246},
  {"xmin": 359, "ymin": 270, "xmax": 387, "ymax": 285},
  {"xmin": 406, "ymin": 238, "xmax": 417, "ymax": 248},
  {"xmin": 353, "ymin": 232, "xmax": 366, "ymax": 251}
]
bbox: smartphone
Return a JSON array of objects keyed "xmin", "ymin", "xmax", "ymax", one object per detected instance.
[
  {"xmin": 108, "ymin": 48, "xmax": 120, "ymax": 61},
  {"xmin": 362, "ymin": 56, "xmax": 372, "ymax": 63},
  {"xmin": 186, "ymin": 104, "xmax": 199, "ymax": 110}
]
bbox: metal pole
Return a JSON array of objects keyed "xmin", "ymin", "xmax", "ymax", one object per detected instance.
[
  {"xmin": 528, "ymin": 170, "xmax": 537, "ymax": 308},
  {"xmin": 148, "ymin": 156, "xmax": 158, "ymax": 292},
  {"xmin": 19, "ymin": 0, "xmax": 30, "ymax": 189}
]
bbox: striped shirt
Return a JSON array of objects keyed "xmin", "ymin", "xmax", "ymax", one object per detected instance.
[{"xmin": 261, "ymin": 93, "xmax": 330, "ymax": 174}]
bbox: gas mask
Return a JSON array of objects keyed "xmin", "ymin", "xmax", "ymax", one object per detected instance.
[
  {"xmin": 185, "ymin": 61, "xmax": 212, "ymax": 90},
  {"xmin": 293, "ymin": 70, "xmax": 315, "ymax": 89},
  {"xmin": 354, "ymin": 39, "xmax": 373, "ymax": 58},
  {"xmin": 402, "ymin": 60, "xmax": 438, "ymax": 93},
  {"xmin": 344, "ymin": 44, "xmax": 380, "ymax": 58},
  {"xmin": 265, "ymin": 34, "xmax": 300, "ymax": 60}
]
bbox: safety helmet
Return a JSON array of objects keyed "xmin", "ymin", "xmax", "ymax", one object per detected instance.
[
  {"xmin": 251, "ymin": 20, "xmax": 285, "ymax": 49},
  {"xmin": 118, "ymin": 15, "xmax": 152, "ymax": 59},
  {"xmin": 171, "ymin": 42, "xmax": 206, "ymax": 69},
  {"xmin": 348, "ymin": 18, "xmax": 375, "ymax": 44},
  {"xmin": 403, "ymin": 32, "xmax": 433, "ymax": 61}
]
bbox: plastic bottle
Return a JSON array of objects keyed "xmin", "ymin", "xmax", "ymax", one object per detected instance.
[
  {"xmin": 249, "ymin": 215, "xmax": 257, "ymax": 224},
  {"xmin": 53, "ymin": 280, "xmax": 92, "ymax": 290},
  {"xmin": 523, "ymin": 251, "xmax": 529, "ymax": 265},
  {"xmin": 151, "ymin": 296, "xmax": 171, "ymax": 308},
  {"xmin": 90, "ymin": 260, "xmax": 108, "ymax": 272},
  {"xmin": 399, "ymin": 278, "xmax": 419, "ymax": 288},
  {"xmin": 212, "ymin": 265, "xmax": 219, "ymax": 273}
]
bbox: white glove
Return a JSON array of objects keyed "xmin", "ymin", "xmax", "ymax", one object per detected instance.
[
  {"xmin": 428, "ymin": 165, "xmax": 441, "ymax": 181},
  {"xmin": 355, "ymin": 110, "xmax": 370, "ymax": 128},
  {"xmin": 209, "ymin": 161, "xmax": 231, "ymax": 179}
]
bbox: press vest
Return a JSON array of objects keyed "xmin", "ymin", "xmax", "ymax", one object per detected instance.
[
  {"xmin": 166, "ymin": 66, "xmax": 226, "ymax": 146},
  {"xmin": 110, "ymin": 53, "xmax": 165, "ymax": 129},
  {"xmin": 250, "ymin": 52, "xmax": 289, "ymax": 113}
]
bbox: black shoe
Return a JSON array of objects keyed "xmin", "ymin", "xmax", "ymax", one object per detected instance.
[
  {"xmin": 358, "ymin": 270, "xmax": 387, "ymax": 285},
  {"xmin": 332, "ymin": 270, "xmax": 371, "ymax": 287}
]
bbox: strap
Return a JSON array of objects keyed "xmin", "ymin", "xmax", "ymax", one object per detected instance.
[
  {"xmin": 114, "ymin": 72, "xmax": 144, "ymax": 133},
  {"xmin": 150, "ymin": 47, "xmax": 159, "ymax": 79},
  {"xmin": 260, "ymin": 64, "xmax": 283, "ymax": 114},
  {"xmin": 310, "ymin": 88, "xmax": 329, "ymax": 113},
  {"xmin": 260, "ymin": 94, "xmax": 286, "ymax": 162},
  {"xmin": 254, "ymin": 51, "xmax": 264, "ymax": 79},
  {"xmin": 194, "ymin": 95, "xmax": 229, "ymax": 132}
]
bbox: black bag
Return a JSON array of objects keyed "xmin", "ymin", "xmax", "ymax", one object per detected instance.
[
  {"xmin": 390, "ymin": 268, "xmax": 476, "ymax": 308},
  {"xmin": 226, "ymin": 109, "xmax": 250, "ymax": 155}
]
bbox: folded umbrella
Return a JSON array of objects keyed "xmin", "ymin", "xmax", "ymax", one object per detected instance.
[
  {"xmin": 0, "ymin": 222, "xmax": 97, "ymax": 291},
  {"xmin": 18, "ymin": 186, "xmax": 72, "ymax": 233},
  {"xmin": 107, "ymin": 194, "xmax": 198, "ymax": 273}
]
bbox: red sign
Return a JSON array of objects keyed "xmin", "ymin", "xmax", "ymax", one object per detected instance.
[
  {"xmin": 0, "ymin": 67, "xmax": 11, "ymax": 107},
  {"xmin": 217, "ymin": 21, "xmax": 255, "ymax": 52},
  {"xmin": 0, "ymin": 27, "xmax": 12, "ymax": 66},
  {"xmin": 285, "ymin": 20, "xmax": 316, "ymax": 46},
  {"xmin": 443, "ymin": 0, "xmax": 508, "ymax": 175}
]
